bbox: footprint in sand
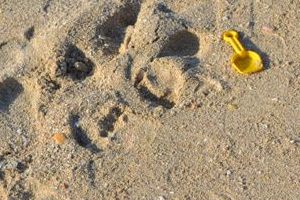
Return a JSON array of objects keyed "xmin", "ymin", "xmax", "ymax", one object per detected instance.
[
  {"xmin": 123, "ymin": 2, "xmax": 224, "ymax": 109},
  {"xmin": 31, "ymin": 1, "xmax": 142, "ymax": 151}
]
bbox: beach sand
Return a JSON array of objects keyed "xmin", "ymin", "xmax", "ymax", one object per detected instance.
[{"xmin": 0, "ymin": 0, "xmax": 299, "ymax": 199}]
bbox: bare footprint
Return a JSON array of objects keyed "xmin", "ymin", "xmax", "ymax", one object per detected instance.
[
  {"xmin": 124, "ymin": 4, "xmax": 203, "ymax": 109},
  {"xmin": 127, "ymin": 5, "xmax": 225, "ymax": 110}
]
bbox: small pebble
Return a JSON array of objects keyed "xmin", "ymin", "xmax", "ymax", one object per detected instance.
[
  {"xmin": 158, "ymin": 196, "xmax": 165, "ymax": 200},
  {"xmin": 227, "ymin": 103, "xmax": 238, "ymax": 111},
  {"xmin": 17, "ymin": 129, "xmax": 22, "ymax": 134},
  {"xmin": 290, "ymin": 139, "xmax": 300, "ymax": 144},
  {"xmin": 226, "ymin": 170, "xmax": 233, "ymax": 176},
  {"xmin": 74, "ymin": 62, "xmax": 89, "ymax": 72},
  {"xmin": 52, "ymin": 133, "xmax": 66, "ymax": 145}
]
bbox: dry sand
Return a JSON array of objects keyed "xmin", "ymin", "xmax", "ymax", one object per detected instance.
[{"xmin": 0, "ymin": 0, "xmax": 299, "ymax": 199}]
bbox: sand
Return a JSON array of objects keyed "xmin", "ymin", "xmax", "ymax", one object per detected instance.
[{"xmin": 0, "ymin": 0, "xmax": 299, "ymax": 199}]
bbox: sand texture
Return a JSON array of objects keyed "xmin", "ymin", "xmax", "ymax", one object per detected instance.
[{"xmin": 0, "ymin": 0, "xmax": 299, "ymax": 199}]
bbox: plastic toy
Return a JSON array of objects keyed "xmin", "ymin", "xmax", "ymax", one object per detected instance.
[{"xmin": 223, "ymin": 30, "xmax": 263, "ymax": 74}]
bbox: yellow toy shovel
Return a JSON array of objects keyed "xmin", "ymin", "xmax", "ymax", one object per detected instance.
[{"xmin": 223, "ymin": 30, "xmax": 263, "ymax": 75}]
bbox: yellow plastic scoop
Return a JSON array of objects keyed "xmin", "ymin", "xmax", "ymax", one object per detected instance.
[{"xmin": 223, "ymin": 30, "xmax": 263, "ymax": 75}]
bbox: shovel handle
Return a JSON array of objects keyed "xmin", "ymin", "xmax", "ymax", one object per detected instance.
[{"xmin": 223, "ymin": 30, "xmax": 246, "ymax": 55}]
